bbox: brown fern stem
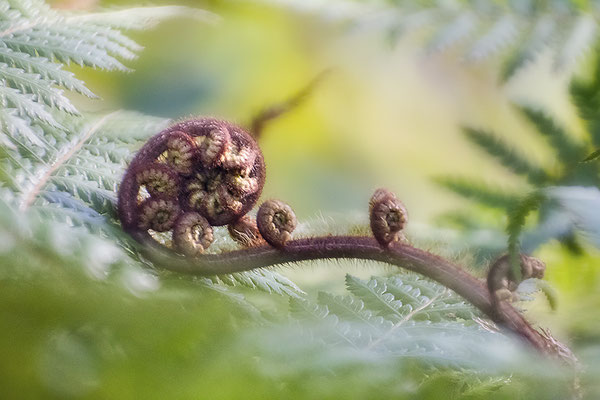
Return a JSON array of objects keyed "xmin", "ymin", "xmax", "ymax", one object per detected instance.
[
  {"xmin": 138, "ymin": 233, "xmax": 561, "ymax": 356},
  {"xmin": 120, "ymin": 118, "xmax": 571, "ymax": 361}
]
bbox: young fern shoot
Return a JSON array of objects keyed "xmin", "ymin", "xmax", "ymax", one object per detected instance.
[{"xmin": 118, "ymin": 117, "xmax": 575, "ymax": 362}]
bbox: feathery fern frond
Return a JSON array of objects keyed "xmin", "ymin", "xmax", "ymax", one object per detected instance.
[
  {"xmin": 463, "ymin": 127, "xmax": 550, "ymax": 185},
  {"xmin": 438, "ymin": 65, "xmax": 600, "ymax": 258},
  {"xmin": 435, "ymin": 176, "xmax": 523, "ymax": 209},
  {"xmin": 0, "ymin": 111, "xmax": 169, "ymax": 235},
  {"xmin": 218, "ymin": 269, "xmax": 306, "ymax": 298},
  {"xmin": 0, "ymin": 0, "xmax": 215, "ymax": 150},
  {"xmin": 65, "ymin": 6, "xmax": 220, "ymax": 30},
  {"xmin": 506, "ymin": 191, "xmax": 545, "ymax": 279},
  {"xmin": 288, "ymin": 273, "xmax": 510, "ymax": 368},
  {"xmin": 501, "ymin": 15, "xmax": 555, "ymax": 81},
  {"xmin": 519, "ymin": 107, "xmax": 586, "ymax": 166},
  {"xmin": 261, "ymin": 0, "xmax": 600, "ymax": 82}
]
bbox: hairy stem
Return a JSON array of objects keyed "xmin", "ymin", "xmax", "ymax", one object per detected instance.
[{"xmin": 139, "ymin": 233, "xmax": 560, "ymax": 356}]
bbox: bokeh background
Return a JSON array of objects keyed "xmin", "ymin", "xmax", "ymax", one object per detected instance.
[
  {"xmin": 4, "ymin": 0, "xmax": 592, "ymax": 397},
  {"xmin": 51, "ymin": 0, "xmax": 580, "ymax": 221},
  {"xmin": 50, "ymin": 0, "xmax": 595, "ymax": 311}
]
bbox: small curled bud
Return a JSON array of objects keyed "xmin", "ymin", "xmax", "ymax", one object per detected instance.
[
  {"xmin": 196, "ymin": 125, "xmax": 231, "ymax": 168},
  {"xmin": 226, "ymin": 173, "xmax": 259, "ymax": 196},
  {"xmin": 257, "ymin": 199, "xmax": 297, "ymax": 248},
  {"xmin": 217, "ymin": 185, "xmax": 243, "ymax": 213},
  {"xmin": 173, "ymin": 212, "xmax": 214, "ymax": 256},
  {"xmin": 221, "ymin": 140, "xmax": 258, "ymax": 172},
  {"xmin": 185, "ymin": 169, "xmax": 222, "ymax": 210},
  {"xmin": 138, "ymin": 196, "xmax": 180, "ymax": 232},
  {"xmin": 369, "ymin": 188, "xmax": 408, "ymax": 248},
  {"xmin": 135, "ymin": 163, "xmax": 179, "ymax": 197},
  {"xmin": 228, "ymin": 215, "xmax": 265, "ymax": 247},
  {"xmin": 487, "ymin": 254, "xmax": 546, "ymax": 303},
  {"xmin": 522, "ymin": 255, "xmax": 546, "ymax": 280},
  {"xmin": 166, "ymin": 131, "xmax": 196, "ymax": 175}
]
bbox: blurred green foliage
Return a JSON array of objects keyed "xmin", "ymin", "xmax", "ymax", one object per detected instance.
[{"xmin": 1, "ymin": 0, "xmax": 600, "ymax": 399}]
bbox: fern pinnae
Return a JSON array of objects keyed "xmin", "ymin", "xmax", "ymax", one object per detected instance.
[
  {"xmin": 506, "ymin": 191, "xmax": 545, "ymax": 281},
  {"xmin": 380, "ymin": 276, "xmax": 477, "ymax": 322},
  {"xmin": 218, "ymin": 269, "xmax": 305, "ymax": 298},
  {"xmin": 0, "ymin": 62, "xmax": 77, "ymax": 113},
  {"xmin": 0, "ymin": 46, "xmax": 96, "ymax": 97},
  {"xmin": 44, "ymin": 24, "xmax": 138, "ymax": 61},
  {"xmin": 0, "ymin": 108, "xmax": 40, "ymax": 148},
  {"xmin": 65, "ymin": 6, "xmax": 220, "ymax": 31},
  {"xmin": 39, "ymin": 190, "xmax": 106, "ymax": 224},
  {"xmin": 6, "ymin": 0, "xmax": 48, "ymax": 18},
  {"xmin": 463, "ymin": 127, "xmax": 550, "ymax": 184},
  {"xmin": 317, "ymin": 291, "xmax": 391, "ymax": 333},
  {"xmin": 501, "ymin": 15, "xmax": 556, "ymax": 81},
  {"xmin": 385, "ymin": 274, "xmax": 442, "ymax": 299},
  {"xmin": 365, "ymin": 291, "xmax": 444, "ymax": 351},
  {"xmin": 465, "ymin": 15, "xmax": 517, "ymax": 63},
  {"xmin": 436, "ymin": 176, "xmax": 522, "ymax": 209},
  {"xmin": 554, "ymin": 13, "xmax": 597, "ymax": 72},
  {"xmin": 345, "ymin": 274, "xmax": 408, "ymax": 319},
  {"xmin": 519, "ymin": 106, "xmax": 586, "ymax": 165},
  {"xmin": 3, "ymin": 29, "xmax": 130, "ymax": 71},
  {"xmin": 18, "ymin": 111, "xmax": 118, "ymax": 211},
  {"xmin": 0, "ymin": 85, "xmax": 60, "ymax": 128},
  {"xmin": 427, "ymin": 12, "xmax": 478, "ymax": 54}
]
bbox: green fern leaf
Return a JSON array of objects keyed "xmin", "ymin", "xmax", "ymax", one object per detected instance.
[
  {"xmin": 0, "ymin": 85, "xmax": 59, "ymax": 128},
  {"xmin": 0, "ymin": 1, "xmax": 211, "ymax": 154},
  {"xmin": 465, "ymin": 15, "xmax": 516, "ymax": 63},
  {"xmin": 65, "ymin": 6, "xmax": 219, "ymax": 30},
  {"xmin": 44, "ymin": 24, "xmax": 138, "ymax": 61},
  {"xmin": 317, "ymin": 291, "xmax": 392, "ymax": 332},
  {"xmin": 380, "ymin": 275, "xmax": 478, "ymax": 322},
  {"xmin": 436, "ymin": 176, "xmax": 522, "ymax": 209},
  {"xmin": 554, "ymin": 14, "xmax": 597, "ymax": 72},
  {"xmin": 0, "ymin": 111, "xmax": 167, "ymax": 216},
  {"xmin": 0, "ymin": 107, "xmax": 41, "ymax": 148},
  {"xmin": 218, "ymin": 269, "xmax": 305, "ymax": 298},
  {"xmin": 463, "ymin": 127, "xmax": 550, "ymax": 184},
  {"xmin": 428, "ymin": 12, "xmax": 477, "ymax": 53},
  {"xmin": 0, "ymin": 62, "xmax": 77, "ymax": 113},
  {"xmin": 289, "ymin": 273, "xmax": 515, "ymax": 368},
  {"xmin": 0, "ymin": 46, "xmax": 95, "ymax": 97},
  {"xmin": 519, "ymin": 106, "xmax": 585, "ymax": 165},
  {"xmin": 582, "ymin": 149, "xmax": 600, "ymax": 162},
  {"xmin": 501, "ymin": 15, "xmax": 555, "ymax": 81},
  {"xmin": 289, "ymin": 296, "xmax": 330, "ymax": 322},
  {"xmin": 506, "ymin": 190, "xmax": 545, "ymax": 280},
  {"xmin": 266, "ymin": 0, "xmax": 600, "ymax": 82},
  {"xmin": 345, "ymin": 274, "xmax": 410, "ymax": 320},
  {"xmin": 3, "ymin": 29, "xmax": 130, "ymax": 71}
]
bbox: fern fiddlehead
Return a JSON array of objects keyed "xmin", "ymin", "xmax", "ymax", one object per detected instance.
[
  {"xmin": 118, "ymin": 118, "xmax": 266, "ymax": 249},
  {"xmin": 487, "ymin": 253, "xmax": 546, "ymax": 303},
  {"xmin": 256, "ymin": 199, "xmax": 297, "ymax": 248},
  {"xmin": 369, "ymin": 188, "xmax": 408, "ymax": 248},
  {"xmin": 118, "ymin": 118, "xmax": 572, "ymax": 361},
  {"xmin": 173, "ymin": 211, "xmax": 214, "ymax": 256}
]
